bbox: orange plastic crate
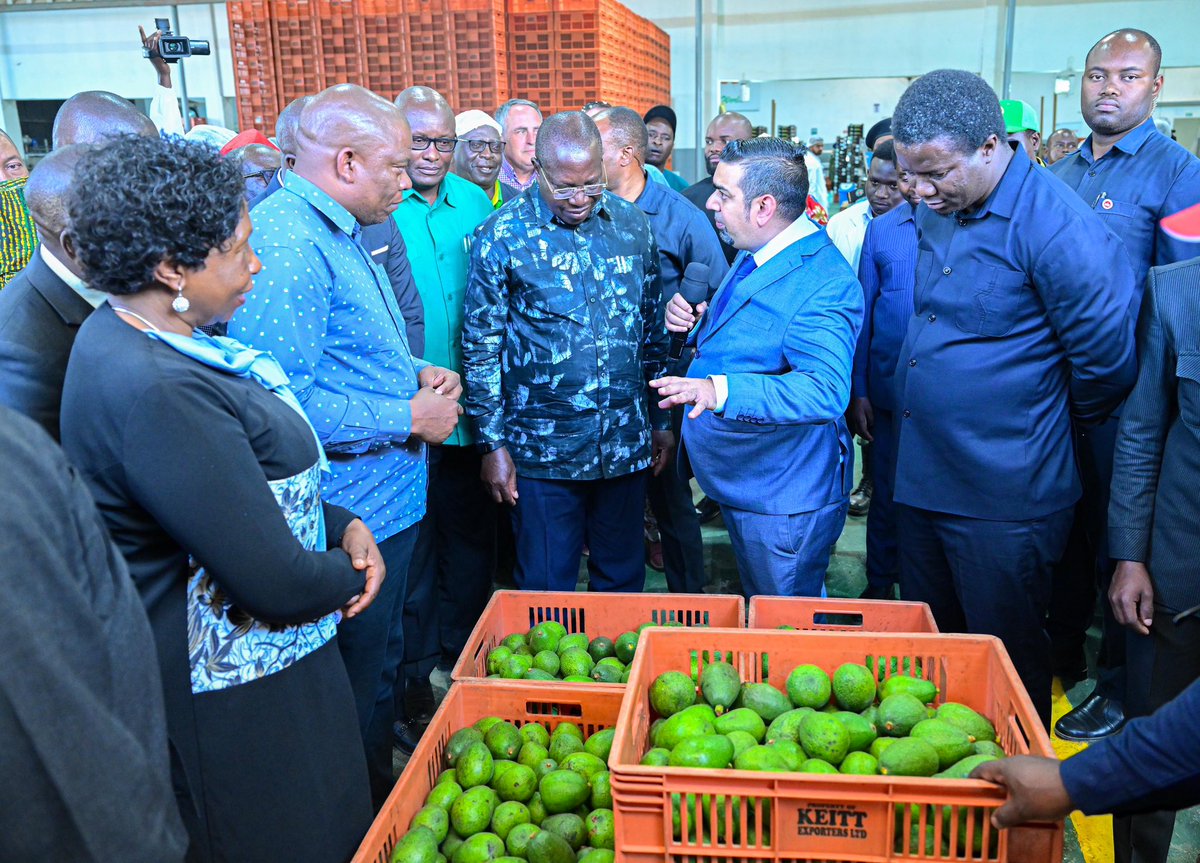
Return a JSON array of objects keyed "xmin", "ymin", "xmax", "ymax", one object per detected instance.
[
  {"xmin": 451, "ymin": 589, "xmax": 745, "ymax": 683},
  {"xmin": 749, "ymin": 596, "xmax": 940, "ymax": 633},
  {"xmin": 610, "ymin": 628, "xmax": 1062, "ymax": 863},
  {"xmin": 351, "ymin": 680, "xmax": 625, "ymax": 863}
]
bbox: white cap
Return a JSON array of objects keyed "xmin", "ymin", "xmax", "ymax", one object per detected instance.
[
  {"xmin": 184, "ymin": 125, "xmax": 238, "ymax": 149},
  {"xmin": 456, "ymin": 110, "xmax": 502, "ymax": 138}
]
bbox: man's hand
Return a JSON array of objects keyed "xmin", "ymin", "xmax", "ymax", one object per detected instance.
[
  {"xmin": 651, "ymin": 375, "xmax": 718, "ymax": 420},
  {"xmin": 970, "ymin": 757, "xmax": 1074, "ymax": 828},
  {"xmin": 1110, "ymin": 560, "xmax": 1155, "ymax": 635},
  {"xmin": 339, "ymin": 518, "xmax": 385, "ymax": 619},
  {"xmin": 138, "ymin": 25, "xmax": 172, "ymax": 88},
  {"xmin": 419, "ymin": 365, "xmax": 463, "ymax": 401},
  {"xmin": 847, "ymin": 397, "xmax": 874, "ymax": 441},
  {"xmin": 411, "ymin": 387, "xmax": 462, "ymax": 444},
  {"xmin": 665, "ymin": 292, "xmax": 708, "ymax": 334},
  {"xmin": 482, "ymin": 447, "xmax": 519, "ymax": 506},
  {"xmin": 650, "ymin": 429, "xmax": 676, "ymax": 477}
]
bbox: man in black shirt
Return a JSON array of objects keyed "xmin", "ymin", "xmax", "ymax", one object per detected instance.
[{"xmin": 682, "ymin": 111, "xmax": 753, "ymax": 264}]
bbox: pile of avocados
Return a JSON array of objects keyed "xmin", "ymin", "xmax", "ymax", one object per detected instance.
[{"xmin": 389, "ymin": 716, "xmax": 617, "ymax": 863}]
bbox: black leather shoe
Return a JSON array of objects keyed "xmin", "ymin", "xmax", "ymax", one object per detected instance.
[
  {"xmin": 404, "ymin": 679, "xmax": 437, "ymax": 726},
  {"xmin": 695, "ymin": 496, "xmax": 722, "ymax": 524},
  {"xmin": 1054, "ymin": 693, "xmax": 1126, "ymax": 741},
  {"xmin": 848, "ymin": 477, "xmax": 873, "ymax": 517},
  {"xmin": 393, "ymin": 720, "xmax": 423, "ymax": 756}
]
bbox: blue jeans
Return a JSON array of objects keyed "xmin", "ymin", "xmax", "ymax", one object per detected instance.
[
  {"xmin": 720, "ymin": 498, "xmax": 847, "ymax": 598},
  {"xmin": 511, "ymin": 471, "xmax": 648, "ymax": 592},
  {"xmin": 336, "ymin": 523, "xmax": 418, "ymax": 809}
]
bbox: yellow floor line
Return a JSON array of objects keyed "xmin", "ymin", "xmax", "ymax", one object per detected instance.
[{"xmin": 1051, "ymin": 677, "xmax": 1115, "ymax": 863}]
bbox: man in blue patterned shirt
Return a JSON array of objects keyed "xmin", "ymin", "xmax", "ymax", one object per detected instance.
[
  {"xmin": 463, "ymin": 111, "xmax": 671, "ymax": 593},
  {"xmin": 228, "ymin": 84, "xmax": 461, "ymax": 808}
]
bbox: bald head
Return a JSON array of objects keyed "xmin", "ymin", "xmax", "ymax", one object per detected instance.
[
  {"xmin": 52, "ymin": 91, "xmax": 156, "ymax": 149},
  {"xmin": 593, "ymin": 107, "xmax": 648, "ymax": 162},
  {"xmin": 293, "ymin": 84, "xmax": 412, "ymax": 226},
  {"xmin": 26, "ymin": 144, "xmax": 85, "ymax": 238},
  {"xmin": 275, "ymin": 96, "xmax": 311, "ymax": 160},
  {"xmin": 534, "ymin": 111, "xmax": 602, "ymax": 169},
  {"xmin": 395, "ymin": 86, "xmax": 453, "ymax": 121},
  {"xmin": 1088, "ymin": 28, "xmax": 1162, "ymax": 75},
  {"xmin": 704, "ymin": 112, "xmax": 753, "ymax": 174}
]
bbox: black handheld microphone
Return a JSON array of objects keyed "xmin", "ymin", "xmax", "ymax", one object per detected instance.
[{"xmin": 669, "ymin": 262, "xmax": 711, "ymax": 360}]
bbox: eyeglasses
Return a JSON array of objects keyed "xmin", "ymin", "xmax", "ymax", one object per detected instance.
[
  {"xmin": 242, "ymin": 169, "xmax": 273, "ymax": 185},
  {"xmin": 536, "ymin": 163, "xmax": 608, "ymax": 200},
  {"xmin": 412, "ymin": 135, "xmax": 458, "ymax": 153},
  {"xmin": 464, "ymin": 139, "xmax": 504, "ymax": 155}
]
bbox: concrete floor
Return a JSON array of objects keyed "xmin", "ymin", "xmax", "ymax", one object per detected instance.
[{"xmin": 397, "ymin": 465, "xmax": 1200, "ymax": 863}]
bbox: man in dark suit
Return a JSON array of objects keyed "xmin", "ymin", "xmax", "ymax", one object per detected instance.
[
  {"xmin": 682, "ymin": 111, "xmax": 752, "ymax": 265},
  {"xmin": 652, "ymin": 137, "xmax": 863, "ymax": 599},
  {"xmin": 890, "ymin": 70, "xmax": 1138, "ymax": 725},
  {"xmin": 0, "ymin": 145, "xmax": 100, "ymax": 441}
]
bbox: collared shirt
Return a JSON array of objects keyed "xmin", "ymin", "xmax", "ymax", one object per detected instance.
[
  {"xmin": 805, "ymin": 151, "xmax": 829, "ymax": 209},
  {"xmin": 40, "ymin": 245, "xmax": 105, "ymax": 308},
  {"xmin": 710, "ymin": 215, "xmax": 819, "ymax": 411},
  {"xmin": 894, "ymin": 144, "xmax": 1137, "ymax": 521},
  {"xmin": 227, "ymin": 174, "xmax": 429, "ymax": 541},
  {"xmin": 825, "ymin": 199, "xmax": 873, "ymax": 270},
  {"xmin": 393, "ymin": 173, "xmax": 493, "ymax": 447},
  {"xmin": 662, "ymin": 169, "xmax": 689, "ymax": 193},
  {"xmin": 852, "ymin": 203, "xmax": 918, "ymax": 411},
  {"xmin": 463, "ymin": 186, "xmax": 668, "ymax": 480},
  {"xmin": 499, "ymin": 158, "xmax": 535, "ymax": 192},
  {"xmin": 1051, "ymin": 117, "xmax": 1200, "ymax": 289}
]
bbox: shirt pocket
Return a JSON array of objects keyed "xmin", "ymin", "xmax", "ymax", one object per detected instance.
[
  {"xmin": 912, "ymin": 248, "xmax": 937, "ymax": 308},
  {"xmin": 1175, "ymin": 352, "xmax": 1200, "ymax": 429},
  {"xmin": 1094, "ymin": 198, "xmax": 1140, "ymax": 222},
  {"xmin": 954, "ymin": 266, "xmax": 1026, "ymax": 338}
]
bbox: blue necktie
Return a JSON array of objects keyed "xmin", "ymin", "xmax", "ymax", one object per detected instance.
[{"xmin": 709, "ymin": 254, "xmax": 758, "ymax": 325}]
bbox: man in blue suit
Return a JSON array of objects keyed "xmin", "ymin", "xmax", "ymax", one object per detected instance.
[
  {"xmin": 890, "ymin": 70, "xmax": 1138, "ymax": 725},
  {"xmin": 651, "ymin": 137, "xmax": 863, "ymax": 599}
]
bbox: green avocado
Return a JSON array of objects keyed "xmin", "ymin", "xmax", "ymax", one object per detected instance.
[
  {"xmin": 936, "ymin": 702, "xmax": 997, "ymax": 744},
  {"xmin": 538, "ymin": 769, "xmax": 590, "ymax": 814},
  {"xmin": 726, "ymin": 730, "xmax": 759, "ymax": 759},
  {"xmin": 766, "ymin": 739, "xmax": 805, "ymax": 770},
  {"xmin": 878, "ymin": 737, "xmax": 940, "ymax": 777},
  {"xmin": 655, "ymin": 705, "xmax": 716, "ymax": 750},
  {"xmin": 699, "ymin": 661, "xmax": 742, "ymax": 715},
  {"xmin": 834, "ymin": 711, "xmax": 877, "ymax": 752},
  {"xmin": 910, "ymin": 719, "xmax": 974, "ymax": 770},
  {"xmin": 713, "ymin": 706, "xmax": 767, "ymax": 742},
  {"xmin": 785, "ymin": 664, "xmax": 832, "ymax": 709},
  {"xmin": 649, "ymin": 671, "xmax": 697, "ymax": 718},
  {"xmin": 525, "ymin": 828, "xmax": 575, "ymax": 863},
  {"xmin": 539, "ymin": 812, "xmax": 585, "ymax": 850},
  {"xmin": 733, "ymin": 744, "xmax": 790, "ymax": 772},
  {"xmin": 449, "ymin": 785, "xmax": 498, "ymax": 836},
  {"xmin": 878, "ymin": 693, "xmax": 928, "ymax": 737},
  {"xmin": 739, "ymin": 682, "xmax": 792, "ymax": 722},
  {"xmin": 765, "ymin": 708, "xmax": 810, "ymax": 744},
  {"xmin": 880, "ymin": 673, "xmax": 938, "ymax": 705},
  {"xmin": 668, "ymin": 734, "xmax": 735, "ymax": 769},
  {"xmin": 445, "ymin": 727, "xmax": 485, "ymax": 768},
  {"xmin": 493, "ymin": 763, "xmax": 537, "ymax": 803},
  {"xmin": 389, "ymin": 826, "xmax": 438, "ymax": 863},
  {"xmin": 839, "ymin": 751, "xmax": 879, "ymax": 775},
  {"xmin": 832, "ymin": 663, "xmax": 878, "ymax": 712},
  {"xmin": 455, "ymin": 742, "xmax": 495, "ymax": 788},
  {"xmin": 797, "ymin": 711, "xmax": 851, "ymax": 766}
]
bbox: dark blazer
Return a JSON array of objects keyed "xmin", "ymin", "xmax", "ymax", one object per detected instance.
[
  {"xmin": 1109, "ymin": 257, "xmax": 1200, "ymax": 611},
  {"xmin": 0, "ymin": 249, "xmax": 94, "ymax": 441},
  {"xmin": 250, "ymin": 173, "xmax": 426, "ymax": 357}
]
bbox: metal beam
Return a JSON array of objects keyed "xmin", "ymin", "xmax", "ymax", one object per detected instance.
[
  {"xmin": 1001, "ymin": 0, "xmax": 1017, "ymax": 98},
  {"xmin": 0, "ymin": 0, "xmax": 215, "ymax": 12}
]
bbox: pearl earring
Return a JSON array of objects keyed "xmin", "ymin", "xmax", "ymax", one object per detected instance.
[{"xmin": 172, "ymin": 289, "xmax": 190, "ymax": 314}]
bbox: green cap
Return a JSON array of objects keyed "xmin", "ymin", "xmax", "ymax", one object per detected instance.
[{"xmin": 1000, "ymin": 100, "xmax": 1039, "ymax": 134}]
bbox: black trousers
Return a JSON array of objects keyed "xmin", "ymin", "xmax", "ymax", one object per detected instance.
[
  {"xmin": 647, "ymin": 404, "xmax": 706, "ymax": 593},
  {"xmin": 897, "ymin": 504, "xmax": 1074, "ymax": 727},
  {"xmin": 1114, "ymin": 601, "xmax": 1200, "ymax": 863},
  {"xmin": 1047, "ymin": 418, "xmax": 1126, "ymax": 698},
  {"xmin": 401, "ymin": 445, "xmax": 497, "ymax": 687}
]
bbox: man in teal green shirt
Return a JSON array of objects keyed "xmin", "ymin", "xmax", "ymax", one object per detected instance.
[{"xmin": 392, "ymin": 86, "xmax": 496, "ymax": 753}]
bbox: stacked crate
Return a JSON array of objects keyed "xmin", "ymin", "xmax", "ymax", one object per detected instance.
[
  {"xmin": 228, "ymin": 0, "xmax": 277, "ymax": 130},
  {"xmin": 448, "ymin": 0, "xmax": 510, "ymax": 111},
  {"xmin": 360, "ymin": 0, "xmax": 411, "ymax": 103}
]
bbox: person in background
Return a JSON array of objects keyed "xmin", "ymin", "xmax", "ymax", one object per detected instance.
[
  {"xmin": 495, "ymin": 98, "xmax": 541, "ymax": 193},
  {"xmin": 1000, "ymin": 99, "xmax": 1043, "ymax": 163},
  {"xmin": 653, "ymin": 137, "xmax": 862, "ymax": 600},
  {"xmin": 51, "ymin": 90, "xmax": 157, "ymax": 148},
  {"xmin": 463, "ymin": 111, "xmax": 669, "ymax": 594},
  {"xmin": 643, "ymin": 105, "xmax": 689, "ymax": 192},
  {"xmin": 594, "ymin": 106, "xmax": 727, "ymax": 594},
  {"xmin": 684, "ymin": 112, "xmax": 753, "ymax": 266},
  {"xmin": 1048, "ymin": 28, "xmax": 1200, "ymax": 748},
  {"xmin": 140, "ymin": 25, "xmax": 186, "ymax": 136},
  {"xmin": 0, "ymin": 145, "xmax": 102, "ymax": 440},
  {"xmin": 1043, "ymin": 128, "xmax": 1080, "ymax": 164},
  {"xmin": 865, "ymin": 117, "xmax": 893, "ymax": 155},
  {"xmin": 250, "ymin": 95, "xmax": 308, "ymax": 206},
  {"xmin": 452, "ymin": 109, "xmax": 506, "ymax": 208},
  {"xmin": 235, "ymin": 143, "xmax": 282, "ymax": 202},
  {"xmin": 846, "ymin": 144, "xmax": 922, "ymax": 601},
  {"xmin": 0, "ymin": 130, "xmax": 35, "ymax": 288},
  {"xmin": 391, "ymin": 86, "xmax": 495, "ymax": 755},
  {"xmin": 805, "ymin": 136, "xmax": 829, "ymax": 209},
  {"xmin": 61, "ymin": 134, "xmax": 382, "ymax": 862},
  {"xmin": 0, "ymin": 406, "xmax": 187, "ymax": 862},
  {"xmin": 227, "ymin": 84, "xmax": 461, "ymax": 809},
  {"xmin": 890, "ymin": 69, "xmax": 1137, "ymax": 726}
]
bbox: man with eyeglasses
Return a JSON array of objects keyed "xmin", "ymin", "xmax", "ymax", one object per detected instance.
[
  {"xmin": 390, "ymin": 86, "xmax": 495, "ymax": 755},
  {"xmin": 463, "ymin": 111, "xmax": 670, "ymax": 593},
  {"xmin": 452, "ymin": 110, "xmax": 511, "ymax": 208}
]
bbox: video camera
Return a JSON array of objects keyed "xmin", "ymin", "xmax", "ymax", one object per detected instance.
[{"xmin": 146, "ymin": 17, "xmax": 211, "ymax": 63}]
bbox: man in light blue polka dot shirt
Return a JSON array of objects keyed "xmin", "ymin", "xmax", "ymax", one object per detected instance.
[{"xmin": 227, "ymin": 84, "xmax": 461, "ymax": 809}]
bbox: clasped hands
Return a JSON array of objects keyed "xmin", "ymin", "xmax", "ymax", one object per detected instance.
[{"xmin": 412, "ymin": 365, "xmax": 463, "ymax": 444}]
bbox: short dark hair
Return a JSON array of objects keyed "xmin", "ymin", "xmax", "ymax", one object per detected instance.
[
  {"xmin": 534, "ymin": 111, "xmax": 602, "ymax": 167},
  {"xmin": 68, "ymin": 135, "xmax": 244, "ymax": 295},
  {"xmin": 1088, "ymin": 29, "xmax": 1163, "ymax": 75},
  {"xmin": 593, "ymin": 107, "xmax": 648, "ymax": 162},
  {"xmin": 893, "ymin": 69, "xmax": 1006, "ymax": 154},
  {"xmin": 874, "ymin": 139, "xmax": 897, "ymax": 166},
  {"xmin": 721, "ymin": 137, "xmax": 809, "ymax": 222}
]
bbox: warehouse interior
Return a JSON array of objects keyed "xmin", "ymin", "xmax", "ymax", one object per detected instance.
[{"xmin": 1, "ymin": 1, "xmax": 1198, "ymax": 862}]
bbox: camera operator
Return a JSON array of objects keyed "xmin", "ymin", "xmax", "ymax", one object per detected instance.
[{"xmin": 139, "ymin": 25, "xmax": 185, "ymax": 136}]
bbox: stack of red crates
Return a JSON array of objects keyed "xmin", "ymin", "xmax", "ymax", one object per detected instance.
[{"xmin": 227, "ymin": 0, "xmax": 667, "ymax": 132}]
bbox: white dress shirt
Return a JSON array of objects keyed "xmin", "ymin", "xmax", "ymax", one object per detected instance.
[
  {"xmin": 825, "ymin": 199, "xmax": 873, "ymax": 271},
  {"xmin": 41, "ymin": 246, "xmax": 106, "ymax": 308}
]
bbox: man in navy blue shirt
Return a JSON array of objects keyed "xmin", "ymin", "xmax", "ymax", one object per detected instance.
[
  {"xmin": 1047, "ymin": 28, "xmax": 1200, "ymax": 744},
  {"xmin": 846, "ymin": 143, "xmax": 922, "ymax": 601},
  {"xmin": 891, "ymin": 69, "xmax": 1137, "ymax": 725},
  {"xmin": 594, "ymin": 107, "xmax": 728, "ymax": 594}
]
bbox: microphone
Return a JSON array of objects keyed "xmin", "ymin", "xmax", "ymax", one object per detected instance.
[{"xmin": 669, "ymin": 262, "xmax": 711, "ymax": 360}]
